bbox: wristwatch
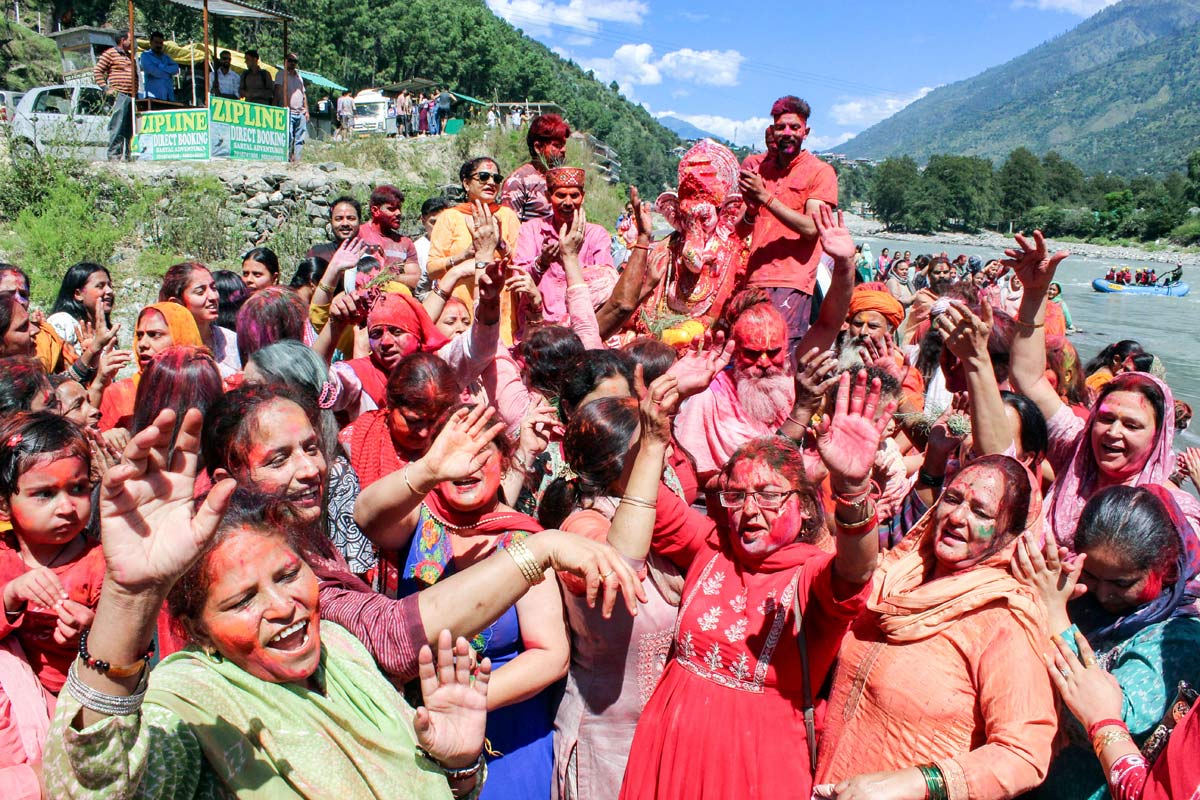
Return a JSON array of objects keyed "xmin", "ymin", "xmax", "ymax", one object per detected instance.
[{"xmin": 474, "ymin": 260, "xmax": 491, "ymax": 271}]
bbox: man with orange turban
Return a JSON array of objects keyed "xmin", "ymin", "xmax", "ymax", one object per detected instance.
[{"xmin": 837, "ymin": 285, "xmax": 924, "ymax": 412}]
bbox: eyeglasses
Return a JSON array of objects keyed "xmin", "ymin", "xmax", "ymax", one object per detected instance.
[
  {"xmin": 470, "ymin": 171, "xmax": 504, "ymax": 184},
  {"xmin": 717, "ymin": 490, "xmax": 797, "ymax": 510}
]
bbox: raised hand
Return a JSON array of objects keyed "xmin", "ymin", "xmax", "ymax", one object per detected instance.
[
  {"xmin": 504, "ymin": 269, "xmax": 543, "ymax": 311},
  {"xmin": 999, "ymin": 230, "xmax": 1069, "ymax": 295},
  {"xmin": 937, "ymin": 300, "xmax": 993, "ymax": 364},
  {"xmin": 533, "ymin": 530, "xmax": 648, "ymax": 617},
  {"xmin": 634, "ymin": 365, "xmax": 681, "ymax": 447},
  {"xmin": 419, "ymin": 405, "xmax": 505, "ymax": 485},
  {"xmin": 812, "ymin": 205, "xmax": 855, "ymax": 263},
  {"xmin": 414, "ymin": 630, "xmax": 490, "ymax": 769},
  {"xmin": 516, "ymin": 398, "xmax": 561, "ymax": 462},
  {"xmin": 328, "ymin": 291, "xmax": 364, "ymax": 326},
  {"xmin": 666, "ymin": 330, "xmax": 734, "ymax": 398},
  {"xmin": 1181, "ymin": 447, "xmax": 1200, "ymax": 493},
  {"xmin": 860, "ymin": 334, "xmax": 906, "ymax": 384},
  {"xmin": 794, "ymin": 346, "xmax": 839, "ymax": 410},
  {"xmin": 925, "ymin": 396, "xmax": 968, "ymax": 457},
  {"xmin": 100, "ymin": 408, "xmax": 236, "ymax": 593},
  {"xmin": 95, "ymin": 344, "xmax": 133, "ymax": 388},
  {"xmin": 1013, "ymin": 530, "xmax": 1085, "ymax": 635},
  {"xmin": 812, "ymin": 370, "xmax": 896, "ymax": 494},
  {"xmin": 330, "ymin": 237, "xmax": 369, "ymax": 274},
  {"xmin": 629, "ymin": 185, "xmax": 654, "ymax": 238},
  {"xmin": 470, "ymin": 200, "xmax": 499, "ymax": 260},
  {"xmin": 559, "ymin": 208, "xmax": 587, "ymax": 259}
]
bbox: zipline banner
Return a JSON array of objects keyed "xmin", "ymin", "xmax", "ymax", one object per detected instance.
[
  {"xmin": 134, "ymin": 108, "xmax": 211, "ymax": 161},
  {"xmin": 209, "ymin": 96, "xmax": 290, "ymax": 160}
]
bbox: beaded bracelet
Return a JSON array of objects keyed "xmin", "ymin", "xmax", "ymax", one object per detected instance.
[
  {"xmin": 917, "ymin": 763, "xmax": 948, "ymax": 800},
  {"xmin": 79, "ymin": 628, "xmax": 154, "ymax": 678},
  {"xmin": 417, "ymin": 748, "xmax": 485, "ymax": 780}
]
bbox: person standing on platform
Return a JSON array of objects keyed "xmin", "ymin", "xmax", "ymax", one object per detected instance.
[
  {"xmin": 239, "ymin": 49, "xmax": 275, "ymax": 106},
  {"xmin": 211, "ymin": 50, "xmax": 241, "ymax": 101},
  {"xmin": 276, "ymin": 53, "xmax": 309, "ymax": 162},
  {"xmin": 139, "ymin": 31, "xmax": 179, "ymax": 103},
  {"xmin": 94, "ymin": 31, "xmax": 136, "ymax": 162}
]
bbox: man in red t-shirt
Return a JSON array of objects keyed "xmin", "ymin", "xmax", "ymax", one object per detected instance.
[
  {"xmin": 737, "ymin": 96, "xmax": 839, "ymax": 350},
  {"xmin": 356, "ymin": 184, "xmax": 420, "ymax": 289}
]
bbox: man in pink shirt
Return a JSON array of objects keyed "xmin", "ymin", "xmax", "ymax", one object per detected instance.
[
  {"xmin": 514, "ymin": 166, "xmax": 617, "ymax": 327},
  {"xmin": 674, "ymin": 291, "xmax": 796, "ymax": 487},
  {"xmin": 356, "ymin": 184, "xmax": 420, "ymax": 289},
  {"xmin": 738, "ymin": 95, "xmax": 838, "ymax": 351}
]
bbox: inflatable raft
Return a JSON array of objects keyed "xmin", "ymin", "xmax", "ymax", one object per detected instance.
[{"xmin": 1091, "ymin": 279, "xmax": 1190, "ymax": 297}]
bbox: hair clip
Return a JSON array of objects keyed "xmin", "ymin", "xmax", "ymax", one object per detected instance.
[
  {"xmin": 5, "ymin": 434, "xmax": 22, "ymax": 448},
  {"xmin": 317, "ymin": 381, "xmax": 338, "ymax": 410},
  {"xmin": 555, "ymin": 463, "xmax": 577, "ymax": 482}
]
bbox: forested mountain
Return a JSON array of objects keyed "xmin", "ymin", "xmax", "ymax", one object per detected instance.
[
  {"xmin": 657, "ymin": 115, "xmax": 723, "ymax": 143},
  {"xmin": 27, "ymin": 0, "xmax": 682, "ymax": 188},
  {"xmin": 841, "ymin": 0, "xmax": 1200, "ymax": 176}
]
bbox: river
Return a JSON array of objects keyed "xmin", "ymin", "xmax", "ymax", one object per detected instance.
[{"xmin": 861, "ymin": 235, "xmax": 1200, "ymax": 454}]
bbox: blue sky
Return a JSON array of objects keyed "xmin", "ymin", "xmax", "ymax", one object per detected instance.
[{"xmin": 484, "ymin": 0, "xmax": 1121, "ymax": 149}]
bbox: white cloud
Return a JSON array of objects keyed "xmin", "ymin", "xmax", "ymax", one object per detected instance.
[
  {"xmin": 806, "ymin": 132, "xmax": 856, "ymax": 152},
  {"xmin": 659, "ymin": 48, "xmax": 744, "ymax": 87},
  {"xmin": 579, "ymin": 43, "xmax": 745, "ymax": 95},
  {"xmin": 486, "ymin": 0, "xmax": 648, "ymax": 38},
  {"xmin": 829, "ymin": 86, "xmax": 935, "ymax": 127},
  {"xmin": 1012, "ymin": 0, "xmax": 1118, "ymax": 14},
  {"xmin": 655, "ymin": 112, "xmax": 771, "ymax": 148},
  {"xmin": 580, "ymin": 43, "xmax": 661, "ymax": 96}
]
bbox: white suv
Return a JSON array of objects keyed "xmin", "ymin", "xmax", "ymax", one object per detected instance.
[{"xmin": 10, "ymin": 84, "xmax": 113, "ymax": 160}]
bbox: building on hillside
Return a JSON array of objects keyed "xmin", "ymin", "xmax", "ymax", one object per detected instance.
[{"xmin": 47, "ymin": 26, "xmax": 119, "ymax": 87}]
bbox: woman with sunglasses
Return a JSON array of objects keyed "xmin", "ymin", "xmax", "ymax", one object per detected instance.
[
  {"xmin": 611, "ymin": 371, "xmax": 894, "ymax": 800},
  {"xmin": 429, "ymin": 158, "xmax": 521, "ymax": 339}
]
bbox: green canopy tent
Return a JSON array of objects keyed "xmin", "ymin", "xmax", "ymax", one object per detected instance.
[{"xmin": 299, "ymin": 70, "xmax": 347, "ymax": 92}]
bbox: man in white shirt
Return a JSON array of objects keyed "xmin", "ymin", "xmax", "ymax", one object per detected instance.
[{"xmin": 211, "ymin": 50, "xmax": 240, "ymax": 100}]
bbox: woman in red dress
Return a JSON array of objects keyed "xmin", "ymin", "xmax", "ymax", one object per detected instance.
[{"xmin": 611, "ymin": 370, "xmax": 895, "ymax": 800}]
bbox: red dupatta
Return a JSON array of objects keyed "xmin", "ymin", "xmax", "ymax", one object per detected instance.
[{"xmin": 347, "ymin": 409, "xmax": 404, "ymax": 488}]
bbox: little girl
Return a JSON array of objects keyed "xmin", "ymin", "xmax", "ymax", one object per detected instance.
[{"xmin": 0, "ymin": 411, "xmax": 105, "ymax": 698}]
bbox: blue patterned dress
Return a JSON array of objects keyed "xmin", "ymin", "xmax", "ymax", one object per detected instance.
[{"xmin": 397, "ymin": 506, "xmax": 555, "ymax": 800}]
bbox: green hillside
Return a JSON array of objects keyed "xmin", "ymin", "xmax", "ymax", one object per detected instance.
[
  {"xmin": 840, "ymin": 0, "xmax": 1200, "ymax": 175},
  {"xmin": 285, "ymin": 0, "xmax": 683, "ymax": 189},
  {"xmin": 0, "ymin": 20, "xmax": 63, "ymax": 91}
]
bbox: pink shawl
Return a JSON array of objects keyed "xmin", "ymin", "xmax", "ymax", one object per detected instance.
[{"xmin": 1049, "ymin": 373, "xmax": 1197, "ymax": 545}]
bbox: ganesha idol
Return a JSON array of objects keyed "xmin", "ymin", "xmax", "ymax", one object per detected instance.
[{"xmin": 636, "ymin": 139, "xmax": 749, "ymax": 345}]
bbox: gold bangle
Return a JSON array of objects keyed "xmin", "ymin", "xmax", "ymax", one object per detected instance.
[
  {"xmin": 1013, "ymin": 318, "xmax": 1045, "ymax": 331},
  {"xmin": 620, "ymin": 495, "xmax": 657, "ymax": 510},
  {"xmin": 402, "ymin": 464, "xmax": 427, "ymax": 496},
  {"xmin": 1092, "ymin": 728, "xmax": 1134, "ymax": 757},
  {"xmin": 318, "ymin": 282, "xmax": 338, "ymax": 294},
  {"xmin": 506, "ymin": 537, "xmax": 545, "ymax": 586}
]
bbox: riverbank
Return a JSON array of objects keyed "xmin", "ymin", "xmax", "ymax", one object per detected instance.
[{"xmin": 843, "ymin": 213, "xmax": 1200, "ymax": 267}]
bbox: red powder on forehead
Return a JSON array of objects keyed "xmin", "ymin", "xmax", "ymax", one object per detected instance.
[{"xmin": 733, "ymin": 306, "xmax": 787, "ymax": 351}]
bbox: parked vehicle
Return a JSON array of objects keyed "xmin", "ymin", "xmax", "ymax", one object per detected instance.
[
  {"xmin": 0, "ymin": 90, "xmax": 25, "ymax": 125},
  {"xmin": 10, "ymin": 84, "xmax": 112, "ymax": 160},
  {"xmin": 352, "ymin": 89, "xmax": 397, "ymax": 136}
]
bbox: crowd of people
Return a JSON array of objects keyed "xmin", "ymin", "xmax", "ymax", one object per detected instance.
[{"xmin": 1, "ymin": 96, "xmax": 1199, "ymax": 800}]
